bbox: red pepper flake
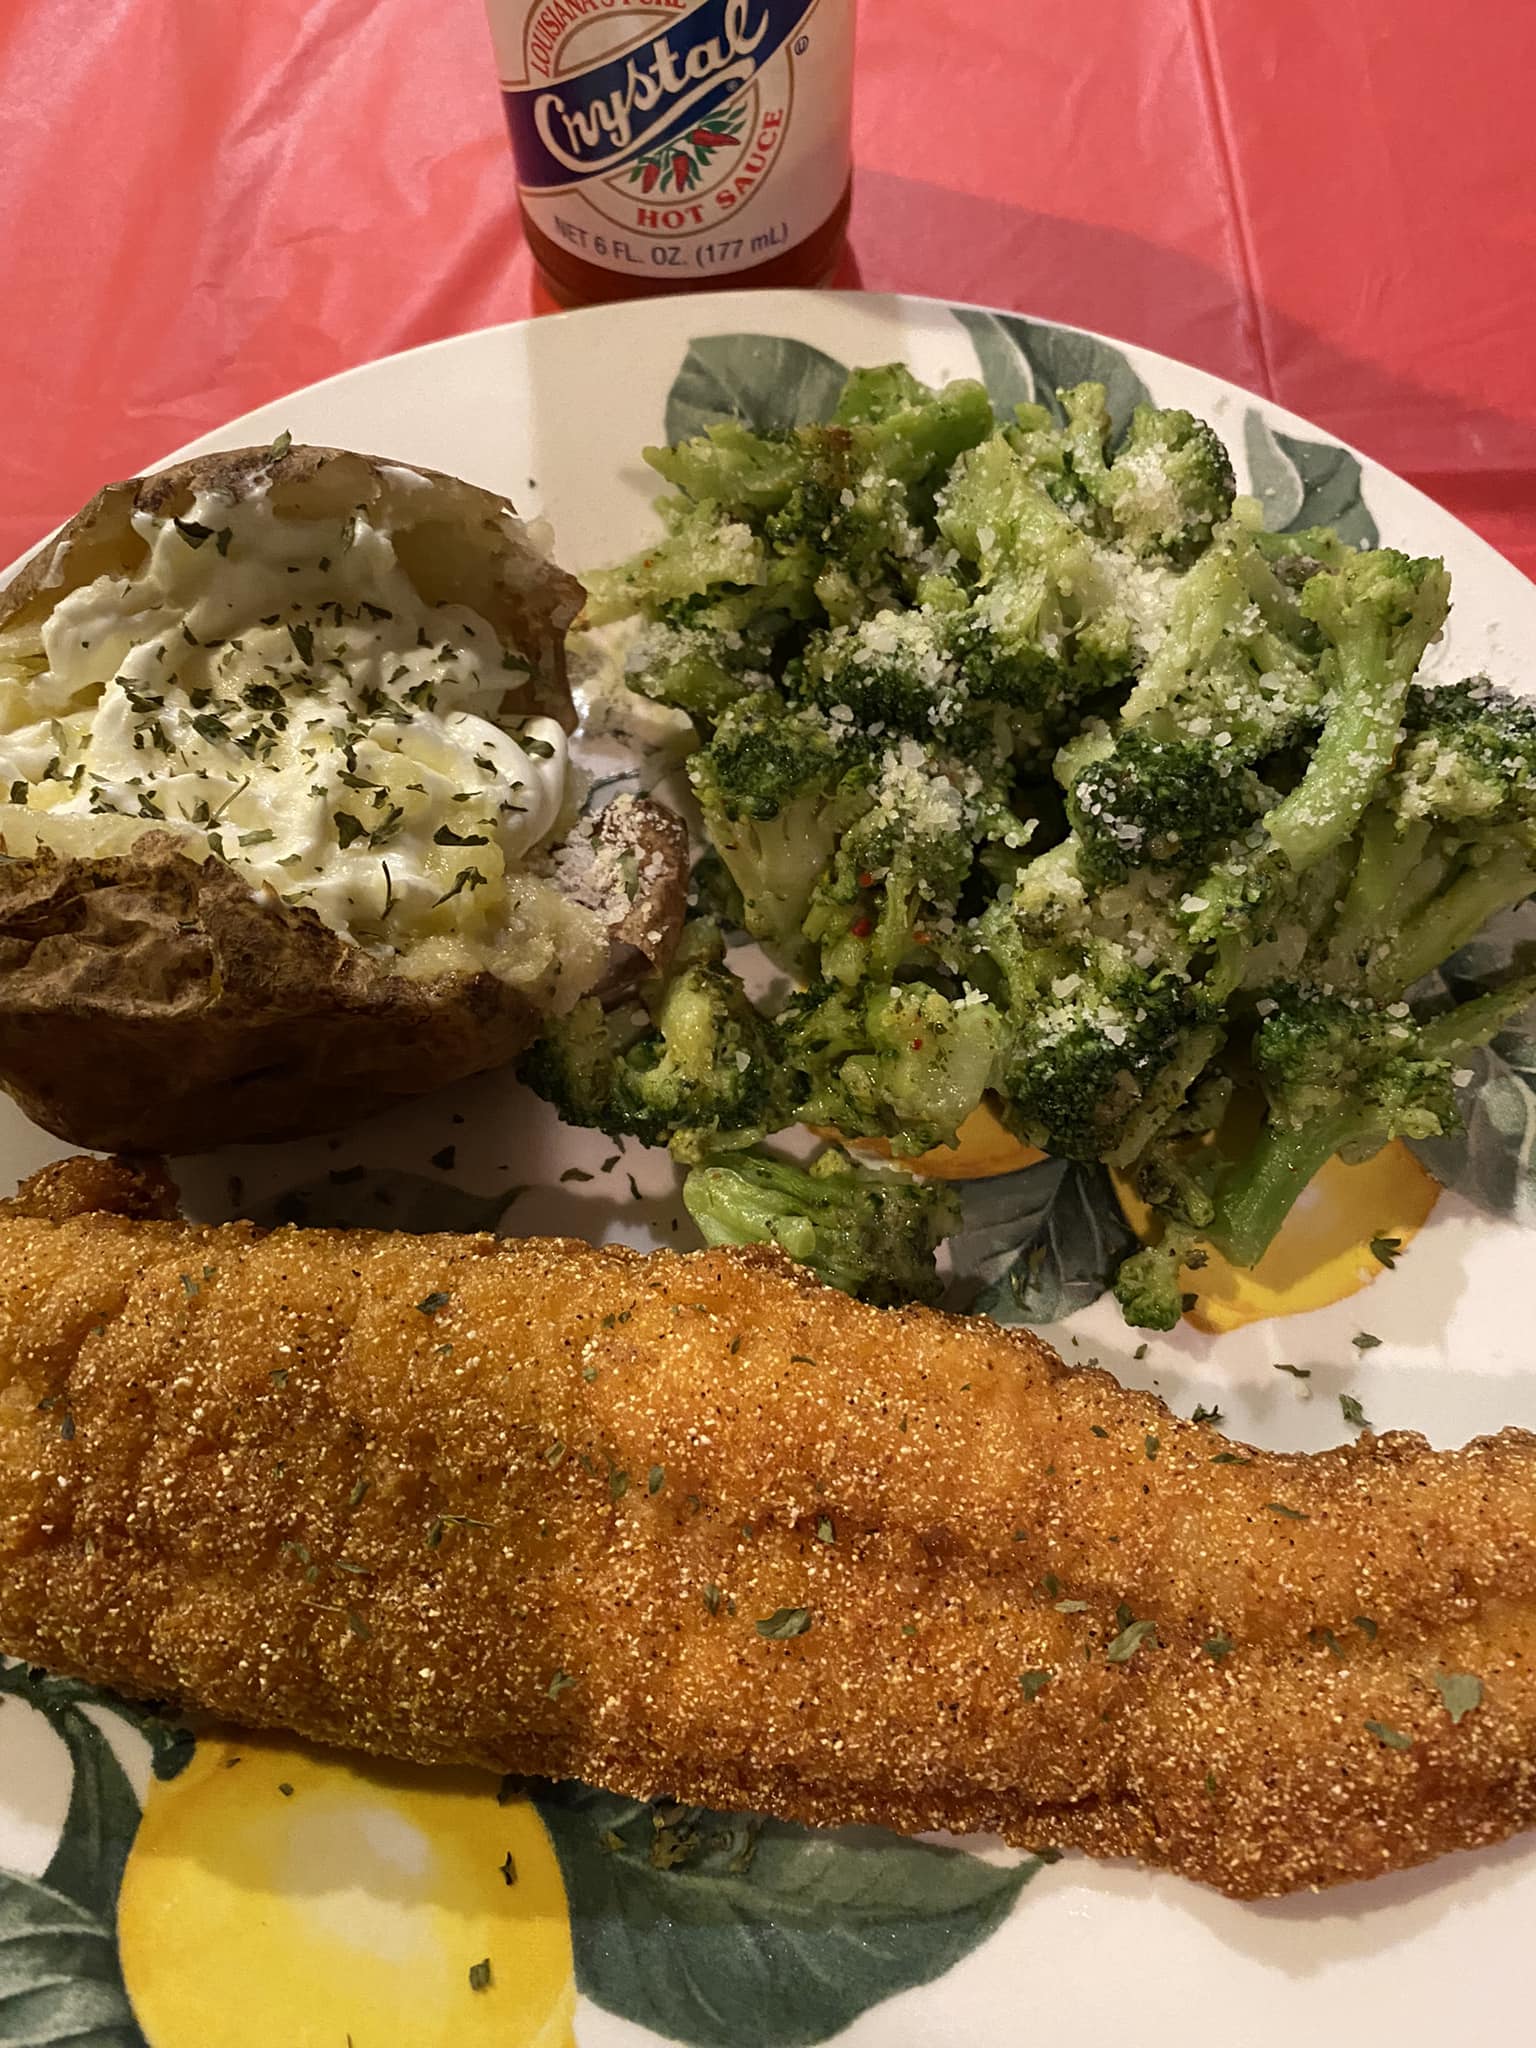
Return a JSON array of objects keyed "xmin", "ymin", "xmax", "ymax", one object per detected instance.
[
  {"xmin": 911, "ymin": 1038, "xmax": 924, "ymax": 1051},
  {"xmin": 850, "ymin": 916, "xmax": 873, "ymax": 938},
  {"xmin": 857, "ymin": 871, "xmax": 875, "ymax": 889}
]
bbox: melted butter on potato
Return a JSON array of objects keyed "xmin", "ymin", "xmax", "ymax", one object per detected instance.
[{"xmin": 0, "ymin": 471, "xmax": 603, "ymax": 1000}]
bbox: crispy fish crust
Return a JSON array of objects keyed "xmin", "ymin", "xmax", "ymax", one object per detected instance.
[{"xmin": 1, "ymin": 1160, "xmax": 1534, "ymax": 1898}]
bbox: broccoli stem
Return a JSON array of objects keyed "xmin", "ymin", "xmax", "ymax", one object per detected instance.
[
  {"xmin": 1208, "ymin": 974, "xmax": 1536, "ymax": 1272},
  {"xmin": 713, "ymin": 795, "xmax": 836, "ymax": 958},
  {"xmin": 1331, "ymin": 811, "xmax": 1433, "ymax": 954},
  {"xmin": 1204, "ymin": 1107, "xmax": 1356, "ymax": 1270},
  {"xmin": 682, "ymin": 1147, "xmax": 960, "ymax": 1306},
  {"xmin": 1419, "ymin": 967, "xmax": 1536, "ymax": 1058},
  {"xmin": 1376, "ymin": 852, "xmax": 1536, "ymax": 993},
  {"xmin": 687, "ymin": 1162, "xmax": 821, "ymax": 1262},
  {"xmin": 1106, "ymin": 1024, "xmax": 1226, "ymax": 1169},
  {"xmin": 1265, "ymin": 645, "xmax": 1407, "ymax": 871}
]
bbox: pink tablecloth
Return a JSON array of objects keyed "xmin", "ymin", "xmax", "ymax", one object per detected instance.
[{"xmin": 5, "ymin": 0, "xmax": 1533, "ymax": 577}]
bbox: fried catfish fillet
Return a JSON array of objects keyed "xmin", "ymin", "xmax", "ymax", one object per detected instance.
[{"xmin": 1, "ymin": 1157, "xmax": 1533, "ymax": 1898}]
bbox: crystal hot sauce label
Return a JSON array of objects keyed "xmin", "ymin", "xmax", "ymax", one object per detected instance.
[{"xmin": 490, "ymin": 0, "xmax": 854, "ymax": 280}]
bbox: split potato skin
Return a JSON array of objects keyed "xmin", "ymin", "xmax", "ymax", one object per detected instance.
[
  {"xmin": 0, "ymin": 446, "xmax": 688, "ymax": 1151},
  {"xmin": 0, "ymin": 831, "xmax": 559, "ymax": 1152}
]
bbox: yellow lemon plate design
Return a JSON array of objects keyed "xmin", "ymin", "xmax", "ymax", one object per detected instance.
[
  {"xmin": 119, "ymin": 1733, "xmax": 576, "ymax": 2048},
  {"xmin": 1113, "ymin": 1140, "xmax": 1442, "ymax": 1335}
]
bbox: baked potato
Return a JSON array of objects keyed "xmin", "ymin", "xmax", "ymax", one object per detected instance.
[{"xmin": 0, "ymin": 443, "xmax": 687, "ymax": 1151}]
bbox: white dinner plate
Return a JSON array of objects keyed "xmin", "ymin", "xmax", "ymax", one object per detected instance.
[{"xmin": 3, "ymin": 290, "xmax": 1535, "ymax": 2048}]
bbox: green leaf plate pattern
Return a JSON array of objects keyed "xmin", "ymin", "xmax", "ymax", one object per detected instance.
[
  {"xmin": 537, "ymin": 1783, "xmax": 1042, "ymax": 2048},
  {"xmin": 666, "ymin": 334, "xmax": 850, "ymax": 443},
  {"xmin": 0, "ymin": 1664, "xmax": 194, "ymax": 2048},
  {"xmin": 1411, "ymin": 904, "xmax": 1536, "ymax": 1217},
  {"xmin": 947, "ymin": 1158, "xmax": 1139, "ymax": 1326}
]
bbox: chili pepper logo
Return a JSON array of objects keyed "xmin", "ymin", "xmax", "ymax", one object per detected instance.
[{"xmin": 627, "ymin": 98, "xmax": 747, "ymax": 195}]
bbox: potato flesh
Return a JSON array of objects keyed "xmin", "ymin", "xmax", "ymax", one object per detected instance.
[{"xmin": 0, "ymin": 479, "xmax": 605, "ymax": 1003}]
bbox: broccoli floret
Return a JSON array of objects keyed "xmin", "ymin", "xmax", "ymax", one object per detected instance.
[
  {"xmin": 682, "ymin": 1146, "xmax": 960, "ymax": 1305},
  {"xmin": 1169, "ymin": 674, "xmax": 1536, "ymax": 1001},
  {"xmin": 1205, "ymin": 990, "xmax": 1451, "ymax": 1268},
  {"xmin": 663, "ymin": 543, "xmax": 825, "ymax": 636},
  {"xmin": 759, "ymin": 375, "xmax": 996, "ymax": 605},
  {"xmin": 975, "ymin": 838, "xmax": 1094, "ymax": 956},
  {"xmin": 1043, "ymin": 722, "xmax": 1284, "ymax": 996},
  {"xmin": 688, "ymin": 692, "xmax": 873, "ymax": 958},
  {"xmin": 1315, "ymin": 677, "xmax": 1536, "ymax": 994},
  {"xmin": 1205, "ymin": 974, "xmax": 1536, "ymax": 1268},
  {"xmin": 781, "ymin": 979, "xmax": 1006, "ymax": 1155},
  {"xmin": 1099, "ymin": 403, "xmax": 1236, "ymax": 568},
  {"xmin": 644, "ymin": 370, "xmax": 989, "ymax": 518},
  {"xmin": 969, "ymin": 873, "xmax": 1210, "ymax": 1157},
  {"xmin": 968, "ymin": 866, "xmax": 1225, "ymax": 1168},
  {"xmin": 583, "ymin": 500, "xmax": 766, "ymax": 627},
  {"xmin": 1112, "ymin": 1241, "xmax": 1187, "ymax": 1331},
  {"xmin": 1399, "ymin": 674, "xmax": 1536, "ymax": 819},
  {"xmin": 993, "ymin": 960, "xmax": 1223, "ymax": 1168},
  {"xmin": 1263, "ymin": 547, "xmax": 1451, "ymax": 869},
  {"xmin": 517, "ymin": 993, "xmax": 635, "ymax": 1135},
  {"xmin": 832, "ymin": 368, "xmax": 995, "ymax": 487},
  {"xmin": 1168, "ymin": 835, "xmax": 1340, "ymax": 999},
  {"xmin": 792, "ymin": 606, "xmax": 968, "ymax": 739},
  {"xmin": 630, "ymin": 369, "xmax": 992, "ymax": 634},
  {"xmin": 644, "ymin": 419, "xmax": 805, "ymax": 513},
  {"xmin": 952, "ymin": 582, "xmax": 1136, "ymax": 719},
  {"xmin": 1053, "ymin": 384, "xmax": 1236, "ymax": 568},
  {"xmin": 803, "ymin": 744, "xmax": 977, "ymax": 984},
  {"xmin": 936, "ymin": 434, "xmax": 1139, "ymax": 712},
  {"xmin": 966, "ymin": 829, "xmax": 1196, "ymax": 1012},
  {"xmin": 520, "ymin": 927, "xmax": 786, "ymax": 1160},
  {"xmin": 618, "ymin": 542, "xmax": 827, "ymax": 728},
  {"xmin": 621, "ymin": 616, "xmax": 769, "ymax": 726},
  {"xmin": 608, "ymin": 949, "xmax": 786, "ymax": 1160},
  {"xmin": 764, "ymin": 474, "xmax": 924, "ymax": 622},
  {"xmin": 1120, "ymin": 526, "xmax": 1325, "ymax": 756},
  {"xmin": 1133, "ymin": 678, "xmax": 1536, "ymax": 1280},
  {"xmin": 1060, "ymin": 727, "xmax": 1267, "ymax": 885},
  {"xmin": 983, "ymin": 400, "xmax": 1083, "ymax": 520}
]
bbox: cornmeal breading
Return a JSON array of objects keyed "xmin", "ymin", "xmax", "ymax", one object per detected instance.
[{"xmin": 1, "ymin": 1157, "xmax": 1533, "ymax": 1898}]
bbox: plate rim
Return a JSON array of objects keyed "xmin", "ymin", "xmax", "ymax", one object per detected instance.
[{"xmin": 6, "ymin": 288, "xmax": 1531, "ymax": 605}]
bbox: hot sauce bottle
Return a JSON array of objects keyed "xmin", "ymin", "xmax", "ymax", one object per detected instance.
[{"xmin": 485, "ymin": 0, "xmax": 855, "ymax": 305}]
